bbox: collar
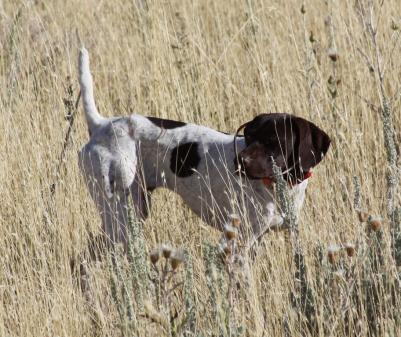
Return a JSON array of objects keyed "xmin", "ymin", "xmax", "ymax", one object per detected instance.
[{"xmin": 262, "ymin": 170, "xmax": 312, "ymax": 188}]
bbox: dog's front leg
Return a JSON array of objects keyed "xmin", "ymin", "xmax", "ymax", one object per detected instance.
[{"xmin": 242, "ymin": 201, "xmax": 288, "ymax": 258}]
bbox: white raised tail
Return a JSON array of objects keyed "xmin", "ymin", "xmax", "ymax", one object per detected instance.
[{"xmin": 78, "ymin": 47, "xmax": 105, "ymax": 133}]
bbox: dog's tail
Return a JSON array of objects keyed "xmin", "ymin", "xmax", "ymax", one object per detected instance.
[{"xmin": 78, "ymin": 47, "xmax": 105, "ymax": 133}]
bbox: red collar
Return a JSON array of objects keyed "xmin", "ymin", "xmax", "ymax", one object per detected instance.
[{"xmin": 262, "ymin": 170, "xmax": 312, "ymax": 188}]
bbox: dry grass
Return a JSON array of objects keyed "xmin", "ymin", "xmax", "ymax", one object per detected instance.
[{"xmin": 1, "ymin": 0, "xmax": 401, "ymax": 336}]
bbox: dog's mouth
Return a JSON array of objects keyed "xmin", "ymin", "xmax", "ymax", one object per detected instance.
[
  {"xmin": 233, "ymin": 155, "xmax": 272, "ymax": 181},
  {"xmin": 234, "ymin": 156, "xmax": 311, "ymax": 188},
  {"xmin": 234, "ymin": 160, "xmax": 276, "ymax": 189}
]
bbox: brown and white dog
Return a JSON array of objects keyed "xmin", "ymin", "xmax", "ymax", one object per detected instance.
[{"xmin": 78, "ymin": 48, "xmax": 330, "ymax": 254}]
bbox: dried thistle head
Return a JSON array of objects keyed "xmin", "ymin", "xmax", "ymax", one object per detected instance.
[
  {"xmin": 357, "ymin": 210, "xmax": 369, "ymax": 223},
  {"xmin": 328, "ymin": 47, "xmax": 339, "ymax": 62},
  {"xmin": 327, "ymin": 244, "xmax": 341, "ymax": 264},
  {"xmin": 391, "ymin": 20, "xmax": 399, "ymax": 31},
  {"xmin": 223, "ymin": 224, "xmax": 238, "ymax": 241},
  {"xmin": 368, "ymin": 216, "xmax": 382, "ymax": 232},
  {"xmin": 170, "ymin": 250, "xmax": 185, "ymax": 271},
  {"xmin": 150, "ymin": 248, "xmax": 161, "ymax": 264},
  {"xmin": 228, "ymin": 213, "xmax": 241, "ymax": 228},
  {"xmin": 344, "ymin": 243, "xmax": 356, "ymax": 257},
  {"xmin": 309, "ymin": 31, "xmax": 315, "ymax": 43},
  {"xmin": 161, "ymin": 244, "xmax": 173, "ymax": 259}
]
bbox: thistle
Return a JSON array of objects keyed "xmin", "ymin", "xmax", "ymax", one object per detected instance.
[
  {"xmin": 368, "ymin": 216, "xmax": 382, "ymax": 232},
  {"xmin": 228, "ymin": 213, "xmax": 241, "ymax": 228},
  {"xmin": 161, "ymin": 244, "xmax": 173, "ymax": 259},
  {"xmin": 344, "ymin": 243, "xmax": 356, "ymax": 258},
  {"xmin": 327, "ymin": 46, "xmax": 339, "ymax": 62},
  {"xmin": 327, "ymin": 245, "xmax": 341, "ymax": 265},
  {"xmin": 150, "ymin": 248, "xmax": 161, "ymax": 265},
  {"xmin": 170, "ymin": 249, "xmax": 186, "ymax": 271},
  {"xmin": 223, "ymin": 224, "xmax": 238, "ymax": 241}
]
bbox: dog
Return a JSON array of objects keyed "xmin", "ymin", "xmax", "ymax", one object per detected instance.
[{"xmin": 77, "ymin": 48, "xmax": 331, "ymax": 254}]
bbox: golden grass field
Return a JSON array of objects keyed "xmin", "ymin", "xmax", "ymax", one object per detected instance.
[{"xmin": 1, "ymin": 0, "xmax": 401, "ymax": 336}]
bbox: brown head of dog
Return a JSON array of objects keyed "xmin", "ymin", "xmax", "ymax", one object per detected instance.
[{"xmin": 234, "ymin": 113, "xmax": 331, "ymax": 184}]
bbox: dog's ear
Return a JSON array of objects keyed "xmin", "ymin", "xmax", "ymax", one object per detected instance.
[{"xmin": 293, "ymin": 117, "xmax": 331, "ymax": 173}]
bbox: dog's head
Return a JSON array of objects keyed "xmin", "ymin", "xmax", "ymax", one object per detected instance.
[{"xmin": 235, "ymin": 113, "xmax": 331, "ymax": 183}]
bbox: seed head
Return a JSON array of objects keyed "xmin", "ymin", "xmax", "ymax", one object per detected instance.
[
  {"xmin": 368, "ymin": 216, "xmax": 382, "ymax": 232},
  {"xmin": 229, "ymin": 213, "xmax": 241, "ymax": 228},
  {"xmin": 309, "ymin": 31, "xmax": 315, "ymax": 43},
  {"xmin": 224, "ymin": 224, "xmax": 238, "ymax": 241},
  {"xmin": 327, "ymin": 244, "xmax": 341, "ymax": 264},
  {"xmin": 328, "ymin": 47, "xmax": 339, "ymax": 62},
  {"xmin": 369, "ymin": 65, "xmax": 375, "ymax": 74},
  {"xmin": 150, "ymin": 248, "xmax": 161, "ymax": 264},
  {"xmin": 324, "ymin": 16, "xmax": 331, "ymax": 27},
  {"xmin": 161, "ymin": 244, "xmax": 173, "ymax": 259},
  {"xmin": 391, "ymin": 20, "xmax": 399, "ymax": 31},
  {"xmin": 170, "ymin": 250, "xmax": 185, "ymax": 271},
  {"xmin": 344, "ymin": 243, "xmax": 356, "ymax": 257}
]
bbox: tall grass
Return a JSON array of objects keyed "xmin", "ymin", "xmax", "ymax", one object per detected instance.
[{"xmin": 1, "ymin": 0, "xmax": 401, "ymax": 336}]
